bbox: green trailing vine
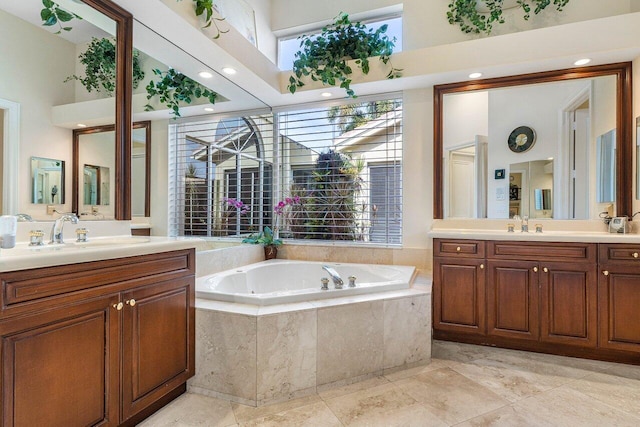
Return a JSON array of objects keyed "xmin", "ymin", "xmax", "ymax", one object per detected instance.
[
  {"xmin": 40, "ymin": 0, "xmax": 82, "ymax": 34},
  {"xmin": 176, "ymin": 0, "xmax": 229, "ymax": 39},
  {"xmin": 447, "ymin": 0, "xmax": 570, "ymax": 35},
  {"xmin": 287, "ymin": 13, "xmax": 402, "ymax": 98},
  {"xmin": 144, "ymin": 68, "xmax": 218, "ymax": 118},
  {"xmin": 65, "ymin": 38, "xmax": 145, "ymax": 96}
]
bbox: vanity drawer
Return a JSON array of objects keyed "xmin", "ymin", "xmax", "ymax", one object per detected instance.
[
  {"xmin": 487, "ymin": 241, "xmax": 596, "ymax": 263},
  {"xmin": 434, "ymin": 239, "xmax": 485, "ymax": 258},
  {"xmin": 599, "ymin": 244, "xmax": 640, "ymax": 264}
]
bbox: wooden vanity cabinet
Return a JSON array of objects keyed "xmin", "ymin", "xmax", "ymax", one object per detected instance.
[
  {"xmin": 598, "ymin": 244, "xmax": 640, "ymax": 353},
  {"xmin": 433, "ymin": 239, "xmax": 486, "ymax": 337},
  {"xmin": 487, "ymin": 241, "xmax": 598, "ymax": 349},
  {"xmin": 0, "ymin": 249, "xmax": 195, "ymax": 427}
]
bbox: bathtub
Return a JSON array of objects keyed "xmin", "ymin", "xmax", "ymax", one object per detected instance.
[{"xmin": 196, "ymin": 259, "xmax": 416, "ymax": 305}]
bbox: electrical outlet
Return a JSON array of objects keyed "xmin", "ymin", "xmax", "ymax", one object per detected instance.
[
  {"xmin": 91, "ymin": 206, "xmax": 99, "ymax": 214},
  {"xmin": 47, "ymin": 205, "xmax": 56, "ymax": 215}
]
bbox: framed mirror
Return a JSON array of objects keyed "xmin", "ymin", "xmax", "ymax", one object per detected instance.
[
  {"xmin": 73, "ymin": 121, "xmax": 150, "ymax": 217},
  {"xmin": 31, "ymin": 157, "xmax": 65, "ymax": 204},
  {"xmin": 434, "ymin": 62, "xmax": 632, "ymax": 220}
]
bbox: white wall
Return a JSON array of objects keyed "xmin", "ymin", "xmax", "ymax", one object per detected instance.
[
  {"xmin": 0, "ymin": 9, "xmax": 76, "ymax": 219},
  {"xmin": 443, "ymin": 91, "xmax": 488, "ymax": 149}
]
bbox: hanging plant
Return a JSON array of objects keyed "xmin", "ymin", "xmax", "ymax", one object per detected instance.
[
  {"xmin": 176, "ymin": 0, "xmax": 229, "ymax": 39},
  {"xmin": 447, "ymin": 0, "xmax": 570, "ymax": 35},
  {"xmin": 145, "ymin": 68, "xmax": 218, "ymax": 118},
  {"xmin": 40, "ymin": 0, "xmax": 82, "ymax": 34},
  {"xmin": 65, "ymin": 37, "xmax": 145, "ymax": 96},
  {"xmin": 287, "ymin": 13, "xmax": 402, "ymax": 98}
]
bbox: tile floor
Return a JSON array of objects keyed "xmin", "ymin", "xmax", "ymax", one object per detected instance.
[{"xmin": 139, "ymin": 341, "xmax": 640, "ymax": 426}]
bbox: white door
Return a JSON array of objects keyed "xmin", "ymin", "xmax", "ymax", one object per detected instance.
[{"xmin": 449, "ymin": 152, "xmax": 475, "ymax": 218}]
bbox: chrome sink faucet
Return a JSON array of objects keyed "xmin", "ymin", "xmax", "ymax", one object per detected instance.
[
  {"xmin": 521, "ymin": 215, "xmax": 529, "ymax": 232},
  {"xmin": 49, "ymin": 213, "xmax": 79, "ymax": 244},
  {"xmin": 322, "ymin": 265, "xmax": 344, "ymax": 289}
]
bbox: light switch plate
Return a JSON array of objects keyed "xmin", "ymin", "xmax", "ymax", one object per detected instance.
[{"xmin": 496, "ymin": 187, "xmax": 506, "ymax": 201}]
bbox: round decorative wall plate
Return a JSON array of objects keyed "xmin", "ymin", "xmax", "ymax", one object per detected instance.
[{"xmin": 508, "ymin": 126, "xmax": 536, "ymax": 153}]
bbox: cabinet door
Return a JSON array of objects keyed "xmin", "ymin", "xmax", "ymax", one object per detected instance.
[
  {"xmin": 539, "ymin": 261, "xmax": 597, "ymax": 347},
  {"xmin": 121, "ymin": 277, "xmax": 195, "ymax": 421},
  {"xmin": 487, "ymin": 260, "xmax": 539, "ymax": 341},
  {"xmin": 433, "ymin": 257, "xmax": 486, "ymax": 335},
  {"xmin": 598, "ymin": 265, "xmax": 640, "ymax": 352},
  {"xmin": 1, "ymin": 295, "xmax": 120, "ymax": 427}
]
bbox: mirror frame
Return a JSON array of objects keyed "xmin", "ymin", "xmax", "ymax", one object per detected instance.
[
  {"xmin": 82, "ymin": 0, "xmax": 133, "ymax": 219},
  {"xmin": 433, "ymin": 62, "xmax": 633, "ymax": 219},
  {"xmin": 72, "ymin": 121, "xmax": 151, "ymax": 217}
]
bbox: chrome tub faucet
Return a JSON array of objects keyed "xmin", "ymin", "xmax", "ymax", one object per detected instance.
[{"xmin": 322, "ymin": 265, "xmax": 344, "ymax": 289}]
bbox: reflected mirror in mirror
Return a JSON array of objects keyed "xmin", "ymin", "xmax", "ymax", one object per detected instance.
[
  {"xmin": 73, "ymin": 121, "xmax": 150, "ymax": 218},
  {"xmin": 597, "ymin": 129, "xmax": 616, "ymax": 203},
  {"xmin": 440, "ymin": 71, "xmax": 622, "ymax": 220},
  {"xmin": 31, "ymin": 157, "xmax": 65, "ymax": 204},
  {"xmin": 83, "ymin": 164, "xmax": 109, "ymax": 205}
]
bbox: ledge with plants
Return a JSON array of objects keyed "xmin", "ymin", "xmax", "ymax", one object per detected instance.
[
  {"xmin": 287, "ymin": 12, "xmax": 402, "ymax": 98},
  {"xmin": 447, "ymin": 0, "xmax": 571, "ymax": 35}
]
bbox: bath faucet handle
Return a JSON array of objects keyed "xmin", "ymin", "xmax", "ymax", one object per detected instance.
[
  {"xmin": 29, "ymin": 230, "xmax": 45, "ymax": 246},
  {"xmin": 321, "ymin": 277, "xmax": 329, "ymax": 291},
  {"xmin": 348, "ymin": 276, "xmax": 356, "ymax": 287},
  {"xmin": 76, "ymin": 227, "xmax": 88, "ymax": 242},
  {"xmin": 535, "ymin": 224, "xmax": 543, "ymax": 233}
]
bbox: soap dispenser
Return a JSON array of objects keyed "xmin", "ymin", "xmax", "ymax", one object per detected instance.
[{"xmin": 0, "ymin": 215, "xmax": 17, "ymax": 249}]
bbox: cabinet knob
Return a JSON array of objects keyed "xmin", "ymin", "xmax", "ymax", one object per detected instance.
[
  {"xmin": 126, "ymin": 299, "xmax": 136, "ymax": 307},
  {"xmin": 113, "ymin": 302, "xmax": 123, "ymax": 311},
  {"xmin": 543, "ymin": 267, "xmax": 548, "ymax": 273},
  {"xmin": 480, "ymin": 264, "xmax": 484, "ymax": 269},
  {"xmin": 533, "ymin": 267, "xmax": 538, "ymax": 272},
  {"xmin": 456, "ymin": 246, "xmax": 461, "ymax": 252},
  {"xmin": 633, "ymin": 253, "xmax": 639, "ymax": 259},
  {"xmin": 603, "ymin": 270, "xmax": 609, "ymax": 276}
]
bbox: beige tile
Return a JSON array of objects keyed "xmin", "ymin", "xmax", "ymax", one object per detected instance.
[
  {"xmin": 450, "ymin": 356, "xmax": 572, "ymax": 403},
  {"xmin": 232, "ymin": 394, "xmax": 323, "ymax": 424},
  {"xmin": 510, "ymin": 386, "xmax": 640, "ymax": 426},
  {"xmin": 394, "ymin": 367, "xmax": 509, "ymax": 425},
  {"xmin": 383, "ymin": 294, "xmax": 431, "ymax": 369},
  {"xmin": 138, "ymin": 393, "xmax": 237, "ymax": 427},
  {"xmin": 191, "ymin": 310, "xmax": 257, "ymax": 402},
  {"xmin": 602, "ymin": 362, "xmax": 640, "ymax": 380},
  {"xmin": 256, "ymin": 310, "xmax": 317, "ymax": 404},
  {"xmin": 563, "ymin": 371, "xmax": 640, "ymax": 418},
  {"xmin": 383, "ymin": 359, "xmax": 452, "ymax": 382},
  {"xmin": 238, "ymin": 401, "xmax": 341, "ymax": 427},
  {"xmin": 457, "ymin": 405, "xmax": 555, "ymax": 427},
  {"xmin": 316, "ymin": 300, "xmax": 384, "ymax": 386},
  {"xmin": 318, "ymin": 376, "xmax": 389, "ymax": 400},
  {"xmin": 324, "ymin": 382, "xmax": 442, "ymax": 426},
  {"xmin": 431, "ymin": 340, "xmax": 491, "ymax": 363}
]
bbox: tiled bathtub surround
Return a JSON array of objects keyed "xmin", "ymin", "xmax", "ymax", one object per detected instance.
[{"xmin": 189, "ymin": 282, "xmax": 431, "ymax": 406}]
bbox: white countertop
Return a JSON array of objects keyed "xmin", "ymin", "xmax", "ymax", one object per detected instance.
[
  {"xmin": 428, "ymin": 228, "xmax": 640, "ymax": 243},
  {"xmin": 0, "ymin": 236, "xmax": 202, "ymax": 272}
]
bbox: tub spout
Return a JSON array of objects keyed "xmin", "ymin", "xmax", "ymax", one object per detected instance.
[{"xmin": 322, "ymin": 265, "xmax": 344, "ymax": 289}]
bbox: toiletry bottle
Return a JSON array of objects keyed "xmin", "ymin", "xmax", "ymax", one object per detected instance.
[{"xmin": 0, "ymin": 215, "xmax": 17, "ymax": 249}]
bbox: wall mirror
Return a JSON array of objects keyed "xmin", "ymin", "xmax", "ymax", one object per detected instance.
[
  {"xmin": 0, "ymin": 0, "xmax": 131, "ymax": 218},
  {"xmin": 31, "ymin": 157, "xmax": 65, "ymax": 204},
  {"xmin": 434, "ymin": 63, "xmax": 632, "ymax": 220},
  {"xmin": 73, "ymin": 121, "xmax": 150, "ymax": 217}
]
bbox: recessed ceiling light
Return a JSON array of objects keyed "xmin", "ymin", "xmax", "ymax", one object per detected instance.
[
  {"xmin": 574, "ymin": 58, "xmax": 591, "ymax": 66},
  {"xmin": 547, "ymin": 157, "xmax": 554, "ymax": 160},
  {"xmin": 321, "ymin": 92, "xmax": 332, "ymax": 97},
  {"xmin": 222, "ymin": 67, "xmax": 237, "ymax": 75},
  {"xmin": 199, "ymin": 71, "xmax": 213, "ymax": 78},
  {"xmin": 469, "ymin": 72, "xmax": 483, "ymax": 79},
  {"xmin": 204, "ymin": 107, "xmax": 214, "ymax": 112},
  {"xmin": 77, "ymin": 123, "xmax": 87, "ymax": 128}
]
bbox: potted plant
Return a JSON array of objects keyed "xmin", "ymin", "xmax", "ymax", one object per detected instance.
[
  {"xmin": 65, "ymin": 37, "xmax": 145, "ymax": 95},
  {"xmin": 242, "ymin": 226, "xmax": 282, "ymax": 260},
  {"xmin": 447, "ymin": 0, "xmax": 570, "ymax": 35},
  {"xmin": 287, "ymin": 12, "xmax": 401, "ymax": 98},
  {"xmin": 145, "ymin": 68, "xmax": 218, "ymax": 118}
]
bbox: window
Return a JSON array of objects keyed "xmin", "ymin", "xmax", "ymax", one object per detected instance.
[
  {"xmin": 276, "ymin": 97, "xmax": 403, "ymax": 243},
  {"xmin": 169, "ymin": 96, "xmax": 403, "ymax": 245},
  {"xmin": 169, "ymin": 114, "xmax": 273, "ymax": 237},
  {"xmin": 277, "ymin": 15, "xmax": 402, "ymax": 71}
]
